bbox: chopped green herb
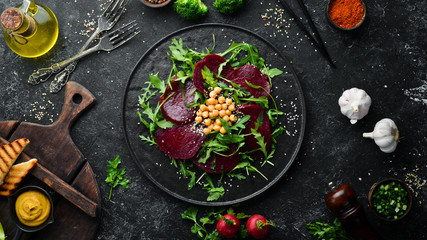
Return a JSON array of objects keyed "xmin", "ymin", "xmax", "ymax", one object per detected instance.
[
  {"xmin": 105, "ymin": 155, "xmax": 131, "ymax": 200},
  {"xmin": 372, "ymin": 181, "xmax": 410, "ymax": 219}
]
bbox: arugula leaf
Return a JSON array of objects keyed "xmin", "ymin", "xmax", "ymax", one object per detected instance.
[
  {"xmin": 266, "ymin": 68, "xmax": 283, "ymax": 78},
  {"xmin": 240, "ymin": 96, "xmax": 269, "ymax": 109},
  {"xmin": 306, "ymin": 218, "xmax": 353, "ymax": 240},
  {"xmin": 230, "ymin": 160, "xmax": 268, "ymax": 181},
  {"xmin": 203, "ymin": 175, "xmax": 225, "ymax": 201},
  {"xmin": 139, "ymin": 134, "xmax": 156, "ymax": 146},
  {"xmin": 179, "ymin": 162, "xmax": 196, "ymax": 190},
  {"xmin": 137, "ymin": 78, "xmax": 175, "ymax": 144},
  {"xmin": 105, "ymin": 155, "xmax": 131, "ymax": 200},
  {"xmin": 0, "ymin": 221, "xmax": 5, "ymax": 240},
  {"xmin": 149, "ymin": 73, "xmax": 166, "ymax": 93},
  {"xmin": 267, "ymin": 108, "xmax": 284, "ymax": 127},
  {"xmin": 202, "ymin": 67, "xmax": 217, "ymax": 89}
]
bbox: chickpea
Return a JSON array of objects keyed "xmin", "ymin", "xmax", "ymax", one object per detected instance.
[
  {"xmin": 213, "ymin": 125, "xmax": 221, "ymax": 132},
  {"xmin": 225, "ymin": 110, "xmax": 231, "ymax": 116},
  {"xmin": 208, "ymin": 124, "xmax": 214, "ymax": 130},
  {"xmin": 223, "ymin": 115, "xmax": 230, "ymax": 122},
  {"xmin": 220, "ymin": 127, "xmax": 227, "ymax": 134},
  {"xmin": 196, "ymin": 110, "xmax": 202, "ymax": 116},
  {"xmin": 225, "ymin": 98, "xmax": 233, "ymax": 105},
  {"xmin": 221, "ymin": 104, "xmax": 228, "ymax": 110},
  {"xmin": 195, "ymin": 116, "xmax": 203, "ymax": 123},
  {"xmin": 203, "ymin": 128, "xmax": 211, "ymax": 135},
  {"xmin": 215, "ymin": 104, "xmax": 222, "ymax": 110},
  {"xmin": 204, "ymin": 118, "xmax": 212, "ymax": 126},
  {"xmin": 209, "ymin": 91, "xmax": 216, "ymax": 99},
  {"xmin": 206, "ymin": 98, "xmax": 217, "ymax": 105},
  {"xmin": 219, "ymin": 110, "xmax": 226, "ymax": 117},
  {"xmin": 214, "ymin": 87, "xmax": 222, "ymax": 94},
  {"xmin": 200, "ymin": 104, "xmax": 208, "ymax": 111},
  {"xmin": 218, "ymin": 96, "xmax": 226, "ymax": 104},
  {"xmin": 202, "ymin": 111, "xmax": 209, "ymax": 118},
  {"xmin": 208, "ymin": 105, "xmax": 215, "ymax": 112},
  {"xmin": 215, "ymin": 119, "xmax": 222, "ymax": 126},
  {"xmin": 228, "ymin": 104, "xmax": 235, "ymax": 111},
  {"xmin": 212, "ymin": 110, "xmax": 219, "ymax": 117},
  {"xmin": 230, "ymin": 115, "xmax": 237, "ymax": 122}
]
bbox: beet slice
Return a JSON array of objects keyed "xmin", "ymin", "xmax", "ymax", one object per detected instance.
[
  {"xmin": 236, "ymin": 104, "xmax": 271, "ymax": 159},
  {"xmin": 192, "ymin": 144, "xmax": 239, "ymax": 174},
  {"xmin": 226, "ymin": 65, "xmax": 271, "ymax": 98},
  {"xmin": 159, "ymin": 80, "xmax": 197, "ymax": 124},
  {"xmin": 155, "ymin": 123, "xmax": 205, "ymax": 160},
  {"xmin": 193, "ymin": 54, "xmax": 234, "ymax": 94}
]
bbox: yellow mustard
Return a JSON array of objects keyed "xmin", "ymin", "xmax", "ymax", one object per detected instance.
[{"xmin": 15, "ymin": 190, "xmax": 51, "ymax": 227}]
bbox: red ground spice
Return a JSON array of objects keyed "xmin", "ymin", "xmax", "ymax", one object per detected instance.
[{"xmin": 329, "ymin": 0, "xmax": 365, "ymax": 29}]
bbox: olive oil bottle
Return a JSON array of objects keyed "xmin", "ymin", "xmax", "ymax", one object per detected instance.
[{"xmin": 1, "ymin": 0, "xmax": 58, "ymax": 58}]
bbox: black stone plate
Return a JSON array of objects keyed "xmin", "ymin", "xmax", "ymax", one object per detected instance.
[{"xmin": 122, "ymin": 23, "xmax": 306, "ymax": 206}]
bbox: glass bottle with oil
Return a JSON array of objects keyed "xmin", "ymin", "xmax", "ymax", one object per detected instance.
[{"xmin": 1, "ymin": 0, "xmax": 58, "ymax": 58}]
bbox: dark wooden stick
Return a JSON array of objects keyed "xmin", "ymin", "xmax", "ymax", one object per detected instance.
[
  {"xmin": 31, "ymin": 162, "xmax": 99, "ymax": 218},
  {"xmin": 278, "ymin": 0, "xmax": 336, "ymax": 68},
  {"xmin": 0, "ymin": 137, "xmax": 98, "ymax": 218},
  {"xmin": 296, "ymin": 0, "xmax": 335, "ymax": 67}
]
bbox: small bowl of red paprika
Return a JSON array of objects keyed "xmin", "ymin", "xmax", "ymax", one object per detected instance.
[{"xmin": 327, "ymin": 0, "xmax": 366, "ymax": 30}]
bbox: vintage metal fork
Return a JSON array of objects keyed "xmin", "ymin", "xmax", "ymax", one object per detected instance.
[
  {"xmin": 28, "ymin": 0, "xmax": 129, "ymax": 88},
  {"xmin": 28, "ymin": 21, "xmax": 140, "ymax": 84}
]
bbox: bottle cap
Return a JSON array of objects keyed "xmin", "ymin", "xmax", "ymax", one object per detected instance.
[{"xmin": 1, "ymin": 8, "xmax": 23, "ymax": 30}]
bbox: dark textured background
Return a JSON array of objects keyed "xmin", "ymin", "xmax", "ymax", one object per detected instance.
[{"xmin": 1, "ymin": 0, "xmax": 426, "ymax": 239}]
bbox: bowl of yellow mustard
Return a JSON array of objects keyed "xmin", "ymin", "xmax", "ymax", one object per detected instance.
[{"xmin": 8, "ymin": 185, "xmax": 54, "ymax": 237}]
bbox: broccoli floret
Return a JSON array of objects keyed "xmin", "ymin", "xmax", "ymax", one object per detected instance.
[
  {"xmin": 173, "ymin": 0, "xmax": 208, "ymax": 20},
  {"xmin": 213, "ymin": 0, "xmax": 245, "ymax": 14}
]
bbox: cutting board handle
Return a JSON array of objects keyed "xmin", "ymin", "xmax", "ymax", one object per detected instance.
[{"xmin": 55, "ymin": 81, "xmax": 96, "ymax": 129}]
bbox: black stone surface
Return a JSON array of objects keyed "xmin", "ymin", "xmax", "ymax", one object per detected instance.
[{"xmin": 1, "ymin": 0, "xmax": 426, "ymax": 239}]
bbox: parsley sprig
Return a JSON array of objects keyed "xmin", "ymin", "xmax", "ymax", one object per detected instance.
[
  {"xmin": 105, "ymin": 155, "xmax": 131, "ymax": 200},
  {"xmin": 306, "ymin": 218, "xmax": 353, "ymax": 240}
]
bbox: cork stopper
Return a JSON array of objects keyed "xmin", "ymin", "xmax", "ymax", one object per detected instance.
[{"xmin": 1, "ymin": 8, "xmax": 23, "ymax": 30}]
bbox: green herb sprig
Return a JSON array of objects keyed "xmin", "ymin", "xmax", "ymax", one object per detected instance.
[
  {"xmin": 105, "ymin": 155, "xmax": 131, "ymax": 200},
  {"xmin": 306, "ymin": 218, "xmax": 353, "ymax": 240}
]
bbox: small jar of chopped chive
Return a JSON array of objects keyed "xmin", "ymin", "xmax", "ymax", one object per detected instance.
[{"xmin": 368, "ymin": 178, "xmax": 412, "ymax": 221}]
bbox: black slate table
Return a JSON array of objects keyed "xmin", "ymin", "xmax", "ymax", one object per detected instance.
[{"xmin": 1, "ymin": 0, "xmax": 426, "ymax": 239}]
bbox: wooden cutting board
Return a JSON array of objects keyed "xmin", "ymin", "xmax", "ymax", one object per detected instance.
[{"xmin": 0, "ymin": 82, "xmax": 101, "ymax": 240}]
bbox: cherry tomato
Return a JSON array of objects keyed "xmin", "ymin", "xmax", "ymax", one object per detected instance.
[
  {"xmin": 246, "ymin": 214, "xmax": 271, "ymax": 239},
  {"xmin": 216, "ymin": 214, "xmax": 241, "ymax": 239}
]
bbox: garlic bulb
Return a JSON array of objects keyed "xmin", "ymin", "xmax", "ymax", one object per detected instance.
[
  {"xmin": 363, "ymin": 118, "xmax": 399, "ymax": 153},
  {"xmin": 338, "ymin": 88, "xmax": 372, "ymax": 124}
]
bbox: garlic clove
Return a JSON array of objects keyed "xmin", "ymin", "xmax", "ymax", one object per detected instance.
[
  {"xmin": 338, "ymin": 88, "xmax": 372, "ymax": 124},
  {"xmin": 363, "ymin": 118, "xmax": 399, "ymax": 153}
]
